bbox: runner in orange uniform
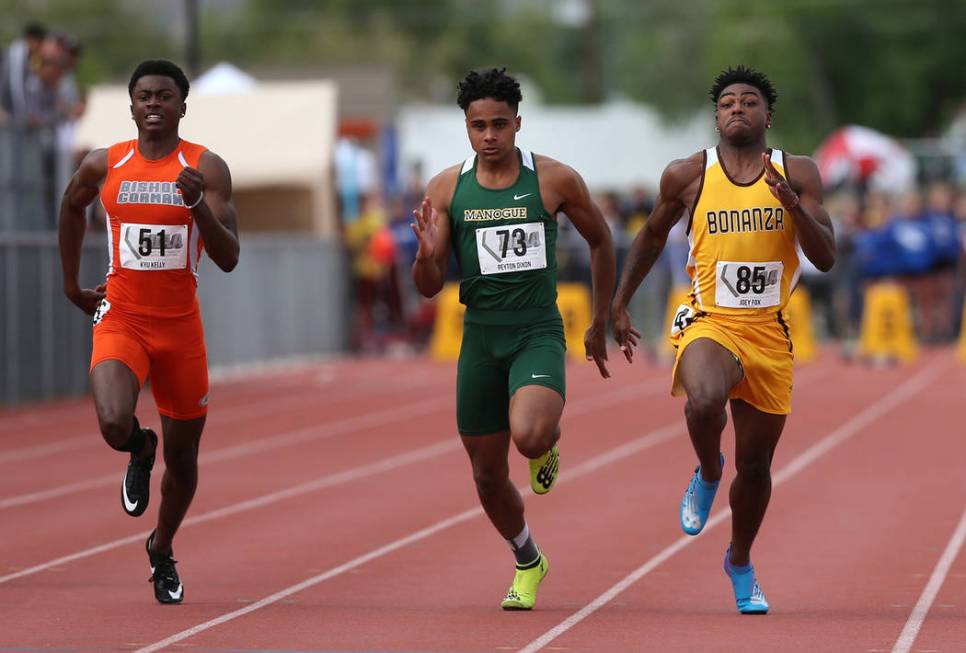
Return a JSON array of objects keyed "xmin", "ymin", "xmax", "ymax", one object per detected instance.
[{"xmin": 58, "ymin": 60, "xmax": 239, "ymax": 604}]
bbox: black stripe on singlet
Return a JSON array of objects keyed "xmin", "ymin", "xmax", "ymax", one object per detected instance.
[
  {"xmin": 686, "ymin": 149, "xmax": 708, "ymax": 236},
  {"xmin": 776, "ymin": 311, "xmax": 793, "ymax": 353}
]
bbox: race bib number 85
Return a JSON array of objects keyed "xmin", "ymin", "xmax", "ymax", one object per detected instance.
[
  {"xmin": 715, "ymin": 260, "xmax": 783, "ymax": 308},
  {"xmin": 475, "ymin": 222, "xmax": 547, "ymax": 275},
  {"xmin": 119, "ymin": 223, "xmax": 188, "ymax": 271}
]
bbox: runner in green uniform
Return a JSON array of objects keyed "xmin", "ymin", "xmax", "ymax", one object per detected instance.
[{"xmin": 411, "ymin": 68, "xmax": 616, "ymax": 610}]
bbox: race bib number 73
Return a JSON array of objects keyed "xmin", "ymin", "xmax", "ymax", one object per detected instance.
[
  {"xmin": 715, "ymin": 261, "xmax": 783, "ymax": 308},
  {"xmin": 475, "ymin": 222, "xmax": 547, "ymax": 275},
  {"xmin": 119, "ymin": 223, "xmax": 188, "ymax": 271}
]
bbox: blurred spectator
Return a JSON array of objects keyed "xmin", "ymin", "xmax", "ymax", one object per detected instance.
[
  {"xmin": 829, "ymin": 193, "xmax": 866, "ymax": 350},
  {"xmin": 52, "ymin": 33, "xmax": 86, "ymax": 214},
  {"xmin": 401, "ymin": 160, "xmax": 425, "ymax": 212},
  {"xmin": 335, "ymin": 137, "xmax": 378, "ymax": 226},
  {"xmin": 853, "ymin": 188, "xmax": 959, "ymax": 345},
  {"xmin": 53, "ymin": 33, "xmax": 85, "ymax": 127},
  {"xmin": 0, "ymin": 21, "xmax": 47, "ymax": 123},
  {"xmin": 344, "ymin": 194, "xmax": 405, "ymax": 352},
  {"xmin": 622, "ymin": 186, "xmax": 654, "ymax": 224},
  {"xmin": 25, "ymin": 38, "xmax": 70, "ymax": 128},
  {"xmin": 863, "ymin": 190, "xmax": 893, "ymax": 230},
  {"xmin": 953, "ymin": 189, "xmax": 966, "ymax": 335},
  {"xmin": 596, "ymin": 191, "xmax": 623, "ymax": 237},
  {"xmin": 920, "ymin": 182, "xmax": 960, "ymax": 342},
  {"xmin": 24, "ymin": 37, "xmax": 74, "ymax": 225}
]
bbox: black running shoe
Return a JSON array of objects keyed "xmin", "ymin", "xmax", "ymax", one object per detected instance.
[
  {"xmin": 121, "ymin": 428, "xmax": 157, "ymax": 517},
  {"xmin": 146, "ymin": 530, "xmax": 183, "ymax": 604}
]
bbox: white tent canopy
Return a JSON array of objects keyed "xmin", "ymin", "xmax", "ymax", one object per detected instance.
[
  {"xmin": 397, "ymin": 100, "xmax": 713, "ymax": 191},
  {"xmin": 74, "ymin": 76, "xmax": 339, "ymax": 236},
  {"xmin": 193, "ymin": 62, "xmax": 257, "ymax": 96}
]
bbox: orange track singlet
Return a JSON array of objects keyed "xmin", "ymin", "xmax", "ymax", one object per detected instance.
[{"xmin": 100, "ymin": 139, "xmax": 208, "ymax": 315}]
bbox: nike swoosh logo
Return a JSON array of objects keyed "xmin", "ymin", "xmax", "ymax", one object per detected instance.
[
  {"xmin": 168, "ymin": 584, "xmax": 183, "ymax": 600},
  {"xmin": 531, "ymin": 373, "xmax": 551, "ymax": 379},
  {"xmin": 513, "ymin": 193, "xmax": 532, "ymax": 200},
  {"xmin": 122, "ymin": 471, "xmax": 139, "ymax": 512}
]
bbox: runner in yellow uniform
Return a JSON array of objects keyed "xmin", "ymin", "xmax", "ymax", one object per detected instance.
[{"xmin": 611, "ymin": 66, "xmax": 835, "ymax": 614}]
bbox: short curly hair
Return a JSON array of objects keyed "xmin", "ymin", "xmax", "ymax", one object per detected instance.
[
  {"xmin": 457, "ymin": 68, "xmax": 522, "ymax": 113},
  {"xmin": 709, "ymin": 65, "xmax": 777, "ymax": 110},
  {"xmin": 128, "ymin": 60, "xmax": 190, "ymax": 101}
]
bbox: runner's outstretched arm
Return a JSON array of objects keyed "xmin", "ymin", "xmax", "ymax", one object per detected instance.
[
  {"xmin": 58, "ymin": 148, "xmax": 108, "ymax": 315},
  {"xmin": 183, "ymin": 151, "xmax": 239, "ymax": 272},
  {"xmin": 764, "ymin": 154, "xmax": 835, "ymax": 272},
  {"xmin": 411, "ymin": 169, "xmax": 455, "ymax": 298},
  {"xmin": 555, "ymin": 165, "xmax": 616, "ymax": 378},
  {"xmin": 611, "ymin": 157, "xmax": 700, "ymax": 361}
]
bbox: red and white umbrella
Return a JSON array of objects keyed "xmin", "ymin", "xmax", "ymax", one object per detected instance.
[{"xmin": 814, "ymin": 125, "xmax": 916, "ymax": 192}]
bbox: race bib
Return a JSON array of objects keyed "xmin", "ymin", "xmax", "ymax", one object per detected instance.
[
  {"xmin": 670, "ymin": 303, "xmax": 696, "ymax": 337},
  {"xmin": 715, "ymin": 261, "xmax": 783, "ymax": 308},
  {"xmin": 475, "ymin": 222, "xmax": 547, "ymax": 275},
  {"xmin": 119, "ymin": 223, "xmax": 188, "ymax": 271}
]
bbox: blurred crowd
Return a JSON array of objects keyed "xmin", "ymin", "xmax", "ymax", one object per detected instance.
[
  {"xmin": 1, "ymin": 22, "xmax": 86, "ymax": 228},
  {"xmin": 3, "ymin": 21, "xmax": 962, "ymax": 356},
  {"xmin": 1, "ymin": 22, "xmax": 84, "ymax": 128},
  {"xmin": 338, "ymin": 167, "xmax": 966, "ymax": 356}
]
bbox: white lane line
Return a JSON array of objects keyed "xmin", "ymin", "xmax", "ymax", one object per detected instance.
[
  {"xmin": 0, "ymin": 376, "xmax": 667, "ymax": 510},
  {"xmin": 0, "ymin": 373, "xmax": 452, "ymax": 465},
  {"xmin": 0, "ymin": 439, "xmax": 458, "ymax": 584},
  {"xmin": 890, "ymin": 505, "xmax": 966, "ymax": 653},
  {"xmin": 0, "ymin": 435, "xmax": 99, "ymax": 465},
  {"xmin": 0, "ymin": 397, "xmax": 449, "ymax": 509},
  {"xmin": 0, "ymin": 377, "xmax": 667, "ymax": 580},
  {"xmin": 516, "ymin": 360, "xmax": 946, "ymax": 653},
  {"xmin": 133, "ymin": 421, "xmax": 687, "ymax": 653}
]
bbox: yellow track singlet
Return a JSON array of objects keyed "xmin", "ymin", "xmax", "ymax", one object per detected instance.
[{"xmin": 687, "ymin": 147, "xmax": 799, "ymax": 320}]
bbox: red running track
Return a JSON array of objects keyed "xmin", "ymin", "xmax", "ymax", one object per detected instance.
[{"xmin": 0, "ymin": 350, "xmax": 963, "ymax": 652}]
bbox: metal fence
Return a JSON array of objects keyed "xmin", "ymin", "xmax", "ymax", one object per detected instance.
[
  {"xmin": 0, "ymin": 232, "xmax": 350, "ymax": 407},
  {"xmin": 0, "ymin": 124, "xmax": 65, "ymax": 232}
]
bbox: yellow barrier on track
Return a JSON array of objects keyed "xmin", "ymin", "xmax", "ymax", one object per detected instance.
[
  {"xmin": 784, "ymin": 287, "xmax": 816, "ymax": 363},
  {"xmin": 857, "ymin": 282, "xmax": 917, "ymax": 363},
  {"xmin": 556, "ymin": 283, "xmax": 593, "ymax": 360},
  {"xmin": 428, "ymin": 283, "xmax": 466, "ymax": 361},
  {"xmin": 429, "ymin": 282, "xmax": 593, "ymax": 362}
]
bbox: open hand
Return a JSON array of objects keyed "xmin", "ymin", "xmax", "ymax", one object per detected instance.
[
  {"xmin": 584, "ymin": 320, "xmax": 610, "ymax": 379},
  {"xmin": 411, "ymin": 196, "xmax": 439, "ymax": 260},
  {"xmin": 611, "ymin": 305, "xmax": 641, "ymax": 363},
  {"xmin": 762, "ymin": 153, "xmax": 799, "ymax": 209}
]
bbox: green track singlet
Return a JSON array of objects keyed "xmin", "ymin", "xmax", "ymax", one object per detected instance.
[{"xmin": 449, "ymin": 148, "xmax": 559, "ymax": 324}]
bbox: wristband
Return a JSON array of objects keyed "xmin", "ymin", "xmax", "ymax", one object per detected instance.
[{"xmin": 185, "ymin": 191, "xmax": 204, "ymax": 209}]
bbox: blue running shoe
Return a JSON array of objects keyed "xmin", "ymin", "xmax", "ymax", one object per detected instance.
[
  {"xmin": 723, "ymin": 545, "xmax": 769, "ymax": 614},
  {"xmin": 679, "ymin": 453, "xmax": 723, "ymax": 535}
]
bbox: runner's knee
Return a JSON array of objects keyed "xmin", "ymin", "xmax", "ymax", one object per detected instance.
[
  {"xmin": 512, "ymin": 423, "xmax": 557, "ymax": 459},
  {"xmin": 684, "ymin": 391, "xmax": 728, "ymax": 425},
  {"xmin": 97, "ymin": 411, "xmax": 134, "ymax": 449},
  {"xmin": 735, "ymin": 457, "xmax": 772, "ymax": 485},
  {"xmin": 162, "ymin": 442, "xmax": 198, "ymax": 477},
  {"xmin": 471, "ymin": 464, "xmax": 509, "ymax": 497}
]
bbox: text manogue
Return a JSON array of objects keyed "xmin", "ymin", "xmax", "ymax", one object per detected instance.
[{"xmin": 464, "ymin": 207, "xmax": 528, "ymax": 222}]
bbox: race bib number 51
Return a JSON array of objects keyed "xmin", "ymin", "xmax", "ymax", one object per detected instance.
[
  {"xmin": 715, "ymin": 261, "xmax": 783, "ymax": 308},
  {"xmin": 120, "ymin": 223, "xmax": 188, "ymax": 271},
  {"xmin": 475, "ymin": 222, "xmax": 547, "ymax": 275}
]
